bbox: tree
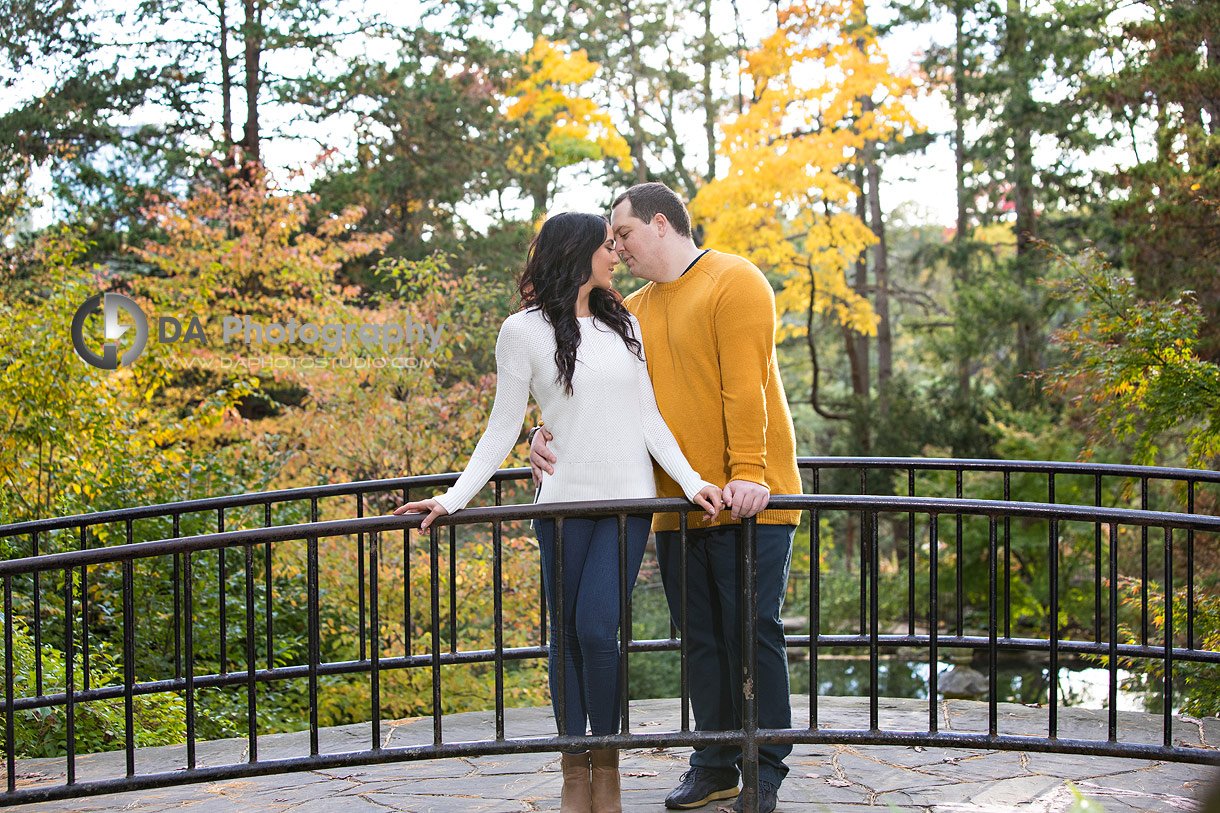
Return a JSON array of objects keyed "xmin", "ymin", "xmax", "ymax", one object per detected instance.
[
  {"xmin": 506, "ymin": 36, "xmax": 631, "ymax": 214},
  {"xmin": 691, "ymin": 0, "xmax": 920, "ymax": 432},
  {"xmin": 1046, "ymin": 247, "xmax": 1220, "ymax": 469},
  {"xmin": 521, "ymin": 0, "xmax": 739, "ymax": 203},
  {"xmin": 0, "ymin": 0, "xmax": 369, "ymax": 248},
  {"xmin": 1095, "ymin": 0, "xmax": 1220, "ymax": 361},
  {"xmin": 136, "ymin": 162, "xmax": 390, "ymax": 314}
]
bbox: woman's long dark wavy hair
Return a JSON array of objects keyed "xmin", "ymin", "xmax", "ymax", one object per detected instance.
[{"xmin": 517, "ymin": 212, "xmax": 643, "ymax": 395}]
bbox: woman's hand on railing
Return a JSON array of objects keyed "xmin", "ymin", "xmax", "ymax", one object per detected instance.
[
  {"xmin": 692, "ymin": 484, "xmax": 725, "ymax": 522},
  {"xmin": 392, "ymin": 498, "xmax": 449, "ymax": 532}
]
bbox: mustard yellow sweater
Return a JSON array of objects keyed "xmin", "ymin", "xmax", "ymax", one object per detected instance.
[{"xmin": 624, "ymin": 250, "xmax": 802, "ymax": 532}]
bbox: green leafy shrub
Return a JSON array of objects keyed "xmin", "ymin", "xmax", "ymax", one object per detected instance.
[{"xmin": 0, "ymin": 610, "xmax": 187, "ymax": 757}]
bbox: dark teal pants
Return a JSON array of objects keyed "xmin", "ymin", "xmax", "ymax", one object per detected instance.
[{"xmin": 655, "ymin": 523, "xmax": 795, "ymax": 788}]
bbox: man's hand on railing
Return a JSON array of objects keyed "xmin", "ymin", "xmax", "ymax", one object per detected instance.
[
  {"xmin": 529, "ymin": 426, "xmax": 556, "ymax": 485},
  {"xmin": 392, "ymin": 498, "xmax": 449, "ymax": 532},
  {"xmin": 722, "ymin": 480, "xmax": 770, "ymax": 520}
]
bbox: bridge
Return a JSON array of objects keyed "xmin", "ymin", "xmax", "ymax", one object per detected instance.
[{"xmin": 2, "ymin": 458, "xmax": 1219, "ymax": 811}]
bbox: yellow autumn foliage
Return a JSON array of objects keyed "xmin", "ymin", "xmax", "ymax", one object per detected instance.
[
  {"xmin": 692, "ymin": 0, "xmax": 922, "ymax": 342},
  {"xmin": 506, "ymin": 37, "xmax": 631, "ymax": 175}
]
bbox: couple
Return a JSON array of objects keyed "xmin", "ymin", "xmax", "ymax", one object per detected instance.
[{"xmin": 395, "ymin": 183, "xmax": 800, "ymax": 813}]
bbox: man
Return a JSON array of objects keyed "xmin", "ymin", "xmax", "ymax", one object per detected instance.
[{"xmin": 531, "ymin": 182, "xmax": 801, "ymax": 813}]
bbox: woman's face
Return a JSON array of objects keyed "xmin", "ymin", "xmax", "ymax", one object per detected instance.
[{"xmin": 589, "ymin": 224, "xmax": 617, "ymax": 290}]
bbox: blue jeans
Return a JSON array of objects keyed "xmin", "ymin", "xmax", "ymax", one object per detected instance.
[
  {"xmin": 535, "ymin": 514, "xmax": 652, "ymax": 739},
  {"xmin": 656, "ymin": 523, "xmax": 795, "ymax": 788}
]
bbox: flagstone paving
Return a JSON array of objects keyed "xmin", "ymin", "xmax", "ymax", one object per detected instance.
[{"xmin": 5, "ymin": 696, "xmax": 1219, "ymax": 812}]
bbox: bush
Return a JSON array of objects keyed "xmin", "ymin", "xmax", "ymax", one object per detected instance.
[{"xmin": 1, "ymin": 610, "xmax": 187, "ymax": 757}]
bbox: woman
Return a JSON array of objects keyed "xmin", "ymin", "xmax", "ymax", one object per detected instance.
[{"xmin": 394, "ymin": 212, "xmax": 722, "ymax": 813}]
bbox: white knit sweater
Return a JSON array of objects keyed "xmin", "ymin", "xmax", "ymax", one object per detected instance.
[{"xmin": 434, "ymin": 308, "xmax": 712, "ymax": 514}]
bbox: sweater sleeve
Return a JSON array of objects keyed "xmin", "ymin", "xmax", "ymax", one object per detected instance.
[
  {"xmin": 633, "ymin": 322, "xmax": 714, "ymax": 501},
  {"xmin": 714, "ymin": 264, "xmax": 774, "ymax": 487},
  {"xmin": 434, "ymin": 317, "xmax": 532, "ymax": 514}
]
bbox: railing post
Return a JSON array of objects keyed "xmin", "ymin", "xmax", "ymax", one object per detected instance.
[{"xmin": 740, "ymin": 517, "xmax": 759, "ymax": 813}]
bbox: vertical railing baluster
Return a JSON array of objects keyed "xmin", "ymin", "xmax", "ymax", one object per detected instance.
[
  {"xmin": 448, "ymin": 524, "xmax": 457, "ymax": 655},
  {"xmin": 79, "ymin": 526, "xmax": 89, "ymax": 692},
  {"xmin": 988, "ymin": 515, "xmax": 998, "ymax": 738},
  {"xmin": 907, "ymin": 469, "xmax": 916, "ymax": 637},
  {"xmin": 1140, "ymin": 477, "xmax": 1149, "ymax": 646},
  {"xmin": 173, "ymin": 514, "xmax": 181, "ymax": 681},
  {"xmin": 811, "ymin": 470, "xmax": 820, "ymax": 731},
  {"xmin": 679, "ymin": 511, "xmax": 690, "ymax": 733},
  {"xmin": 31, "ymin": 532, "xmax": 42, "ymax": 696},
  {"xmin": 264, "ymin": 502, "xmax": 274, "ymax": 671},
  {"xmin": 218, "ymin": 508, "xmax": 227, "ymax": 676},
  {"xmin": 1094, "ymin": 475, "xmax": 1103, "ymax": 646},
  {"xmin": 955, "ymin": 472, "xmax": 963, "ymax": 638},
  {"xmin": 357, "ymin": 494, "xmax": 366, "ymax": 662},
  {"xmin": 370, "ymin": 530, "xmax": 381, "ymax": 751},
  {"xmin": 810, "ymin": 504, "xmax": 819, "ymax": 731},
  {"xmin": 740, "ymin": 517, "xmax": 760, "ymax": 813},
  {"xmin": 868, "ymin": 511, "xmax": 879, "ymax": 732},
  {"xmin": 1049, "ymin": 518, "xmax": 1059, "ymax": 739},
  {"xmin": 1163, "ymin": 525, "xmax": 1173, "ymax": 748},
  {"xmin": 184, "ymin": 551, "xmax": 196, "ymax": 770},
  {"xmin": 244, "ymin": 539, "xmax": 258, "ymax": 763},
  {"xmin": 493, "ymin": 517, "xmax": 505, "ymax": 741},
  {"xmin": 1187, "ymin": 480, "xmax": 1196, "ymax": 651},
  {"xmin": 64, "ymin": 566, "xmax": 76, "ymax": 784},
  {"xmin": 929, "ymin": 514, "xmax": 939, "ymax": 734},
  {"xmin": 403, "ymin": 488, "xmax": 411, "ymax": 658},
  {"xmin": 1003, "ymin": 472, "xmax": 1011, "ymax": 640},
  {"xmin": 307, "ymin": 533, "xmax": 320, "ymax": 757},
  {"xmin": 618, "ymin": 513, "xmax": 630, "ymax": 734},
  {"xmin": 859, "ymin": 470, "xmax": 867, "ymax": 637},
  {"xmin": 554, "ymin": 517, "xmax": 565, "ymax": 738},
  {"xmin": 430, "ymin": 524, "xmax": 443, "ymax": 746},
  {"xmin": 4, "ymin": 575, "xmax": 15, "ymax": 794},
  {"xmin": 122, "ymin": 556, "xmax": 135, "ymax": 777},
  {"xmin": 1107, "ymin": 523, "xmax": 1118, "ymax": 743}
]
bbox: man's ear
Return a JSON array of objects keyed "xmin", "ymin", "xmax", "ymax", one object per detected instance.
[{"xmin": 653, "ymin": 212, "xmax": 669, "ymax": 237}]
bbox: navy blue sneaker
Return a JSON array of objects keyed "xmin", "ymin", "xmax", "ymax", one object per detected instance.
[
  {"xmin": 730, "ymin": 780, "xmax": 778, "ymax": 813},
  {"xmin": 664, "ymin": 768, "xmax": 739, "ymax": 809}
]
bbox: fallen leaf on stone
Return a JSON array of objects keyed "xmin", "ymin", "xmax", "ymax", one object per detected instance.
[
  {"xmin": 912, "ymin": 746, "xmax": 925, "ymax": 752},
  {"xmin": 826, "ymin": 778, "xmax": 850, "ymax": 787},
  {"xmin": 624, "ymin": 770, "xmax": 659, "ymax": 777}
]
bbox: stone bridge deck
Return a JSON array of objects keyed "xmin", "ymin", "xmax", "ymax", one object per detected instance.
[{"xmin": 6, "ymin": 697, "xmax": 1219, "ymax": 812}]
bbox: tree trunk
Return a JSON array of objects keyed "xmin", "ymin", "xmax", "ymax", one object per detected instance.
[
  {"xmin": 953, "ymin": 0, "xmax": 970, "ymax": 406},
  {"xmin": 702, "ymin": 0, "xmax": 716, "ymax": 183},
  {"xmin": 220, "ymin": 0, "xmax": 233, "ymax": 162},
  {"xmin": 620, "ymin": 1, "xmax": 648, "ymax": 183},
  {"xmin": 1006, "ymin": 0, "xmax": 1039, "ymax": 401},
  {"xmin": 240, "ymin": 0, "xmax": 261, "ymax": 165},
  {"xmin": 848, "ymin": 162, "xmax": 870, "ymax": 400},
  {"xmin": 862, "ymin": 101, "xmax": 891, "ymax": 417}
]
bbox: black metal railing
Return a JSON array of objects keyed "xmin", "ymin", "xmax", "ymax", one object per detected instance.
[{"xmin": 1, "ymin": 459, "xmax": 1219, "ymax": 810}]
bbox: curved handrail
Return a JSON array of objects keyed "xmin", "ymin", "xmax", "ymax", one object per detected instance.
[
  {"xmin": 2, "ymin": 494, "xmax": 1219, "ymax": 577},
  {"xmin": 2, "ymin": 456, "xmax": 1217, "ymax": 539}
]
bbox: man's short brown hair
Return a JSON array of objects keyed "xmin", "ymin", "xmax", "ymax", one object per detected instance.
[{"xmin": 612, "ymin": 182, "xmax": 693, "ymax": 239}]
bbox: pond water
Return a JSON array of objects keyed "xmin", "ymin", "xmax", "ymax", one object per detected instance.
[{"xmin": 798, "ymin": 653, "xmax": 1151, "ymax": 712}]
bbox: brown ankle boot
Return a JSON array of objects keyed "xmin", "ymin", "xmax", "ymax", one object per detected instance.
[
  {"xmin": 560, "ymin": 751, "xmax": 592, "ymax": 813},
  {"xmin": 589, "ymin": 748, "xmax": 622, "ymax": 813}
]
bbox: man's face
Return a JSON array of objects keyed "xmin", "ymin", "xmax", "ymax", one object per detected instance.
[{"xmin": 611, "ymin": 199, "xmax": 661, "ymax": 280}]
